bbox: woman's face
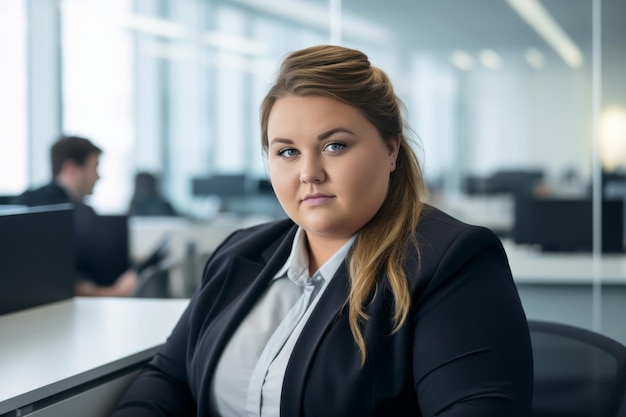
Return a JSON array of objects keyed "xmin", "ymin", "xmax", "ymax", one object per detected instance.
[{"xmin": 267, "ymin": 95, "xmax": 399, "ymax": 245}]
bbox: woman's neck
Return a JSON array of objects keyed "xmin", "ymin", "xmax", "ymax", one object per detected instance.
[{"xmin": 303, "ymin": 233, "xmax": 352, "ymax": 276}]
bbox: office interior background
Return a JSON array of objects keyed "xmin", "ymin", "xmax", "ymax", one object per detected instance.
[{"xmin": 1, "ymin": 1, "xmax": 626, "ymax": 337}]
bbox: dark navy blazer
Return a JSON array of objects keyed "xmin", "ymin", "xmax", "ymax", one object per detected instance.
[{"xmin": 113, "ymin": 206, "xmax": 533, "ymax": 416}]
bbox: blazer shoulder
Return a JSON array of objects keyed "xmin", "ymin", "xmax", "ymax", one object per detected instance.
[
  {"xmin": 193, "ymin": 218, "xmax": 297, "ymax": 313},
  {"xmin": 412, "ymin": 205, "xmax": 509, "ymax": 288},
  {"xmin": 417, "ymin": 205, "xmax": 502, "ymax": 251}
]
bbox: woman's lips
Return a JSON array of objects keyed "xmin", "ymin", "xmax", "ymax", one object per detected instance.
[{"xmin": 302, "ymin": 193, "xmax": 334, "ymax": 206}]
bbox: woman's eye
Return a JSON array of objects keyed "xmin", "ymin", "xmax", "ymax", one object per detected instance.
[
  {"xmin": 278, "ymin": 148, "xmax": 298, "ymax": 158},
  {"xmin": 325, "ymin": 142, "xmax": 346, "ymax": 153}
]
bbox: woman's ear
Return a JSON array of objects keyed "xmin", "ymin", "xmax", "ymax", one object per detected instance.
[{"xmin": 387, "ymin": 136, "xmax": 401, "ymax": 172}]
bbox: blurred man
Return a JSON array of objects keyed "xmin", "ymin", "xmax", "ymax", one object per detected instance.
[{"xmin": 14, "ymin": 135, "xmax": 139, "ymax": 296}]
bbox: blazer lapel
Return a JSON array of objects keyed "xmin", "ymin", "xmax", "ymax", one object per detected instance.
[
  {"xmin": 280, "ymin": 261, "xmax": 352, "ymax": 416},
  {"xmin": 195, "ymin": 226, "xmax": 298, "ymax": 406},
  {"xmin": 208, "ymin": 224, "xmax": 299, "ymax": 333}
]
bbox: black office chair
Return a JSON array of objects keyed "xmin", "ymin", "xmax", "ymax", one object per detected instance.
[
  {"xmin": 133, "ymin": 265, "xmax": 171, "ymax": 298},
  {"xmin": 529, "ymin": 320, "xmax": 626, "ymax": 417}
]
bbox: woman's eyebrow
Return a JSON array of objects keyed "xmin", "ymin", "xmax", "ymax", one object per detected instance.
[
  {"xmin": 269, "ymin": 137, "xmax": 294, "ymax": 146},
  {"xmin": 269, "ymin": 127, "xmax": 356, "ymax": 146},
  {"xmin": 317, "ymin": 127, "xmax": 356, "ymax": 141}
]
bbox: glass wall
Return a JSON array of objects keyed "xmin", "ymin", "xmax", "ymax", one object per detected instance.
[
  {"xmin": 61, "ymin": 0, "xmax": 135, "ymax": 212},
  {"xmin": 0, "ymin": 0, "xmax": 28, "ymax": 194},
  {"xmin": 2, "ymin": 0, "xmax": 626, "ymax": 340}
]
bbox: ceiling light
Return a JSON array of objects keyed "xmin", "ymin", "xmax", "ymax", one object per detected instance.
[
  {"xmin": 121, "ymin": 15, "xmax": 187, "ymax": 39},
  {"xmin": 203, "ymin": 32, "xmax": 268, "ymax": 56},
  {"xmin": 142, "ymin": 40, "xmax": 193, "ymax": 61},
  {"xmin": 525, "ymin": 47, "xmax": 545, "ymax": 69},
  {"xmin": 600, "ymin": 107, "xmax": 626, "ymax": 171},
  {"xmin": 505, "ymin": 0, "xmax": 583, "ymax": 68},
  {"xmin": 227, "ymin": 0, "xmax": 390, "ymax": 43},
  {"xmin": 479, "ymin": 49, "xmax": 502, "ymax": 70},
  {"xmin": 450, "ymin": 50, "xmax": 474, "ymax": 71}
]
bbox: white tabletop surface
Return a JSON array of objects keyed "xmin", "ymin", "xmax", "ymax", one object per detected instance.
[
  {"xmin": 504, "ymin": 243, "xmax": 626, "ymax": 284},
  {"xmin": 0, "ymin": 297, "xmax": 189, "ymax": 414}
]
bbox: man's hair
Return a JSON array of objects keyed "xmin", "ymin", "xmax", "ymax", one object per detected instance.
[{"xmin": 51, "ymin": 135, "xmax": 102, "ymax": 177}]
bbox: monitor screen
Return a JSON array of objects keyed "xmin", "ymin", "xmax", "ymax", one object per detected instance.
[
  {"xmin": 83, "ymin": 215, "xmax": 131, "ymax": 286},
  {"xmin": 488, "ymin": 170, "xmax": 544, "ymax": 197},
  {"xmin": 0, "ymin": 195, "xmax": 18, "ymax": 205},
  {"xmin": 0, "ymin": 204, "xmax": 75, "ymax": 315},
  {"xmin": 191, "ymin": 175, "xmax": 248, "ymax": 196},
  {"xmin": 513, "ymin": 198, "xmax": 624, "ymax": 253}
]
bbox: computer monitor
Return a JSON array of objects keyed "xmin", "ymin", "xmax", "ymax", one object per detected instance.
[
  {"xmin": 191, "ymin": 175, "xmax": 283, "ymax": 218},
  {"xmin": 462, "ymin": 170, "xmax": 544, "ymax": 201},
  {"xmin": 256, "ymin": 178, "xmax": 274, "ymax": 194},
  {"xmin": 0, "ymin": 204, "xmax": 75, "ymax": 315},
  {"xmin": 83, "ymin": 215, "xmax": 131, "ymax": 286},
  {"xmin": 488, "ymin": 170, "xmax": 544, "ymax": 197},
  {"xmin": 0, "ymin": 195, "xmax": 18, "ymax": 205},
  {"xmin": 513, "ymin": 198, "xmax": 624, "ymax": 253},
  {"xmin": 191, "ymin": 175, "xmax": 248, "ymax": 196},
  {"xmin": 603, "ymin": 171, "xmax": 626, "ymax": 200}
]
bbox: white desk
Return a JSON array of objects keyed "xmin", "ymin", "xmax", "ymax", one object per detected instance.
[
  {"xmin": 129, "ymin": 216, "xmax": 272, "ymax": 297},
  {"xmin": 0, "ymin": 297, "xmax": 189, "ymax": 416},
  {"xmin": 504, "ymin": 243, "xmax": 626, "ymax": 285},
  {"xmin": 502, "ymin": 244, "xmax": 626, "ymax": 347},
  {"xmin": 129, "ymin": 215, "xmax": 273, "ymax": 261}
]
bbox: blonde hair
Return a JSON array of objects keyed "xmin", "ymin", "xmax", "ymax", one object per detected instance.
[{"xmin": 261, "ymin": 45, "xmax": 428, "ymax": 364}]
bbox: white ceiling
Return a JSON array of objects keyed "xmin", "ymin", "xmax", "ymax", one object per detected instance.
[{"xmin": 340, "ymin": 0, "xmax": 624, "ymax": 55}]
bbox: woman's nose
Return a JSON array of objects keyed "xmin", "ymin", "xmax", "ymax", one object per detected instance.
[{"xmin": 300, "ymin": 155, "xmax": 326, "ymax": 184}]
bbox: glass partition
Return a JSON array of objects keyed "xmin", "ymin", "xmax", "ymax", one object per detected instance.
[{"xmin": 0, "ymin": 0, "xmax": 28, "ymax": 195}]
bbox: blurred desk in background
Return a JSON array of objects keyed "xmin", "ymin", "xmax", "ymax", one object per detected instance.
[
  {"xmin": 504, "ymin": 244, "xmax": 626, "ymax": 348},
  {"xmin": 433, "ymin": 194, "xmax": 514, "ymax": 237},
  {"xmin": 506, "ymin": 244, "xmax": 626, "ymax": 285},
  {"xmin": 129, "ymin": 215, "xmax": 271, "ymax": 297},
  {"xmin": 129, "ymin": 215, "xmax": 253, "ymax": 260},
  {"xmin": 0, "ymin": 297, "xmax": 188, "ymax": 417}
]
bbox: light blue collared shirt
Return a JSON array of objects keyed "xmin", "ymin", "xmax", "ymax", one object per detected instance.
[{"xmin": 209, "ymin": 227, "xmax": 356, "ymax": 417}]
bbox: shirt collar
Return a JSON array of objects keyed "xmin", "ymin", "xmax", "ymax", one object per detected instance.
[{"xmin": 273, "ymin": 227, "xmax": 357, "ymax": 287}]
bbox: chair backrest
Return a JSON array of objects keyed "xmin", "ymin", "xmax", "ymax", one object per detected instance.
[
  {"xmin": 529, "ymin": 320, "xmax": 626, "ymax": 417},
  {"xmin": 133, "ymin": 266, "xmax": 171, "ymax": 298}
]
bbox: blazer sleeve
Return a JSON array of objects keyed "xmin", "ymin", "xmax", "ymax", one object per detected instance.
[
  {"xmin": 109, "ymin": 229, "xmax": 248, "ymax": 417},
  {"xmin": 412, "ymin": 225, "xmax": 533, "ymax": 416},
  {"xmin": 109, "ymin": 308, "xmax": 198, "ymax": 417}
]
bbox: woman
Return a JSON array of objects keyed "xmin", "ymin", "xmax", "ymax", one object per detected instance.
[{"xmin": 112, "ymin": 45, "xmax": 533, "ymax": 416}]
